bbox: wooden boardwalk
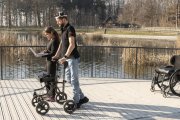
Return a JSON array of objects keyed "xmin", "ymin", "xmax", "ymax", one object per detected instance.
[{"xmin": 0, "ymin": 78, "xmax": 180, "ymax": 120}]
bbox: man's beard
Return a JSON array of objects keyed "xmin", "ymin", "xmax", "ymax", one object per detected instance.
[{"xmin": 59, "ymin": 23, "xmax": 64, "ymax": 28}]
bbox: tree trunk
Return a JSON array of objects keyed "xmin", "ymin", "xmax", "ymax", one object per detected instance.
[
  {"xmin": 1, "ymin": 2, "xmax": 4, "ymax": 26},
  {"xmin": 7, "ymin": 0, "xmax": 12, "ymax": 28},
  {"xmin": 35, "ymin": 2, "xmax": 41, "ymax": 27},
  {"xmin": 48, "ymin": 7, "xmax": 51, "ymax": 26},
  {"xmin": 19, "ymin": 12, "xmax": 22, "ymax": 26}
]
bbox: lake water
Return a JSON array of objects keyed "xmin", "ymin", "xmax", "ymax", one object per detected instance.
[{"xmin": 0, "ymin": 32, "xmax": 173, "ymax": 80}]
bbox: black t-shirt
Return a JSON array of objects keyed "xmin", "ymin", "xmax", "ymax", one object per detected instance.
[
  {"xmin": 46, "ymin": 38, "xmax": 60, "ymax": 61},
  {"xmin": 61, "ymin": 23, "xmax": 80, "ymax": 58}
]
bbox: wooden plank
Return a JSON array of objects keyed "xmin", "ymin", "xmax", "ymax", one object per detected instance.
[
  {"xmin": 8, "ymin": 79, "xmax": 39, "ymax": 120},
  {"xmin": 0, "ymin": 83, "xmax": 10, "ymax": 120},
  {"xmin": 82, "ymin": 90, "xmax": 110, "ymax": 119},
  {"xmin": 79, "ymin": 78, "xmax": 123, "ymax": 119},
  {"xmin": 31, "ymin": 78, "xmax": 90, "ymax": 120},
  {"xmin": 91, "ymin": 81, "xmax": 123, "ymax": 118},
  {"xmin": 25, "ymin": 78, "xmax": 73, "ymax": 120},
  {"xmin": 0, "ymin": 102, "xmax": 4, "ymax": 120},
  {"xmin": 53, "ymin": 78, "xmax": 87, "ymax": 119},
  {"xmin": 2, "ymin": 78, "xmax": 180, "ymax": 120},
  {"xmin": 28, "ymin": 78, "xmax": 66, "ymax": 120},
  {"xmin": 99, "ymin": 79, "xmax": 130, "ymax": 118},
  {"xmin": 4, "ymin": 80, "xmax": 29, "ymax": 120},
  {"xmin": 16, "ymin": 79, "xmax": 49, "ymax": 120},
  {"xmin": 56, "ymin": 78, "xmax": 110, "ymax": 119},
  {"xmin": 64, "ymin": 85, "xmax": 93, "ymax": 119},
  {"xmin": 0, "ymin": 82, "xmax": 5, "ymax": 120},
  {"xmin": 0, "ymin": 80, "xmax": 17, "ymax": 120},
  {"xmin": 79, "ymin": 79, "xmax": 111, "ymax": 119}
]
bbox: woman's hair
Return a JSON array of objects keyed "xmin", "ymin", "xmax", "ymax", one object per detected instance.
[{"xmin": 44, "ymin": 26, "xmax": 59, "ymax": 41}]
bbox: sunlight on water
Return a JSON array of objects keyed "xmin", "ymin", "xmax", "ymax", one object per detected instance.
[{"xmin": 0, "ymin": 32, "xmax": 173, "ymax": 80}]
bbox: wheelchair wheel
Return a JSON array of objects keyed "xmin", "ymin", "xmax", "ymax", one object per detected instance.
[
  {"xmin": 32, "ymin": 96, "xmax": 43, "ymax": 107},
  {"xmin": 36, "ymin": 101, "xmax": 50, "ymax": 115},
  {"xmin": 169, "ymin": 70, "xmax": 180, "ymax": 97},
  {"xmin": 63, "ymin": 100, "xmax": 76, "ymax": 114},
  {"xmin": 55, "ymin": 92, "xmax": 67, "ymax": 104}
]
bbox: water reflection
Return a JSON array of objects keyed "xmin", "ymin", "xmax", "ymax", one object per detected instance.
[
  {"xmin": 0, "ymin": 45, "xmax": 173, "ymax": 80},
  {"xmin": 0, "ymin": 31, "xmax": 46, "ymax": 46},
  {"xmin": 0, "ymin": 32, "xmax": 174, "ymax": 80}
]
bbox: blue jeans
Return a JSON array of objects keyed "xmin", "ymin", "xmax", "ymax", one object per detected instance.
[{"xmin": 65, "ymin": 57, "xmax": 84, "ymax": 103}]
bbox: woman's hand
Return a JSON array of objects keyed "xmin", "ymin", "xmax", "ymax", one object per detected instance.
[{"xmin": 43, "ymin": 49, "xmax": 49, "ymax": 53}]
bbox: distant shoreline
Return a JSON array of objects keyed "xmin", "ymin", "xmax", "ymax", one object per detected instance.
[
  {"xmin": 80, "ymin": 33, "xmax": 176, "ymax": 48},
  {"xmin": 0, "ymin": 27, "xmax": 178, "ymax": 36}
]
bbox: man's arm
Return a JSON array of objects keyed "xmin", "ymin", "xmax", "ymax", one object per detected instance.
[
  {"xmin": 52, "ymin": 41, "xmax": 62, "ymax": 59},
  {"xmin": 58, "ymin": 36, "xmax": 75, "ymax": 64},
  {"xmin": 65, "ymin": 36, "xmax": 75, "ymax": 57}
]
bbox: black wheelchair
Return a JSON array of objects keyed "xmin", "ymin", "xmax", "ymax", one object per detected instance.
[
  {"xmin": 151, "ymin": 55, "xmax": 180, "ymax": 97},
  {"xmin": 31, "ymin": 62, "xmax": 76, "ymax": 115}
]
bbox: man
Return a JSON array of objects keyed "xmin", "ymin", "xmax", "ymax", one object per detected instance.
[{"xmin": 53, "ymin": 12, "xmax": 89, "ymax": 108}]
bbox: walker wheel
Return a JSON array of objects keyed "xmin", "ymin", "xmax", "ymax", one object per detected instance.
[
  {"xmin": 63, "ymin": 100, "xmax": 76, "ymax": 114},
  {"xmin": 36, "ymin": 101, "xmax": 50, "ymax": 115},
  {"xmin": 55, "ymin": 92, "xmax": 67, "ymax": 104},
  {"xmin": 32, "ymin": 96, "xmax": 43, "ymax": 107},
  {"xmin": 33, "ymin": 92, "xmax": 37, "ymax": 97}
]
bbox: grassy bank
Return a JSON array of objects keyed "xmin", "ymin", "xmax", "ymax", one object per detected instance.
[
  {"xmin": 0, "ymin": 27, "xmax": 43, "ymax": 32},
  {"xmin": 76, "ymin": 27, "xmax": 178, "ymax": 36},
  {"xmin": 0, "ymin": 27, "xmax": 178, "ymax": 36},
  {"xmin": 103, "ymin": 29, "xmax": 177, "ymax": 36}
]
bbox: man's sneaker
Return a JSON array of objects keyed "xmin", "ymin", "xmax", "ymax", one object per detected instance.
[
  {"xmin": 79, "ymin": 97, "xmax": 89, "ymax": 104},
  {"xmin": 75, "ymin": 97, "xmax": 89, "ymax": 109},
  {"xmin": 76, "ymin": 103, "xmax": 81, "ymax": 109}
]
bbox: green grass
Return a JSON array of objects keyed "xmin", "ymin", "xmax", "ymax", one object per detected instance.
[
  {"xmin": 77, "ymin": 28, "xmax": 177, "ymax": 36},
  {"xmin": 105, "ymin": 30, "xmax": 177, "ymax": 36},
  {"xmin": 0, "ymin": 27, "xmax": 43, "ymax": 31},
  {"xmin": 0, "ymin": 27, "xmax": 178, "ymax": 36}
]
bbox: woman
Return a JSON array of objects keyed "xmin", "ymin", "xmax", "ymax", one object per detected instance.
[{"xmin": 43, "ymin": 26, "xmax": 60, "ymax": 102}]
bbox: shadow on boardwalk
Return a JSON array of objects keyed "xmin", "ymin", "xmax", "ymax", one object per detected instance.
[
  {"xmin": 0, "ymin": 78, "xmax": 180, "ymax": 120},
  {"xmin": 91, "ymin": 102, "xmax": 180, "ymax": 119},
  {"xmin": 48, "ymin": 102, "xmax": 180, "ymax": 120}
]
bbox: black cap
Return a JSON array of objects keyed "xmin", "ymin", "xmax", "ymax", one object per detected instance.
[{"xmin": 55, "ymin": 12, "xmax": 67, "ymax": 19}]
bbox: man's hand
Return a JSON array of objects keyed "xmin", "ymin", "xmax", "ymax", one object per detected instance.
[
  {"xmin": 58, "ymin": 57, "xmax": 67, "ymax": 64},
  {"xmin": 52, "ymin": 55, "xmax": 59, "ymax": 61}
]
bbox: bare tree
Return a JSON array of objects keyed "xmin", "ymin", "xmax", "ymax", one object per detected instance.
[
  {"xmin": 121, "ymin": 0, "xmax": 178, "ymax": 27},
  {"xmin": 0, "ymin": 0, "xmax": 5, "ymax": 26}
]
